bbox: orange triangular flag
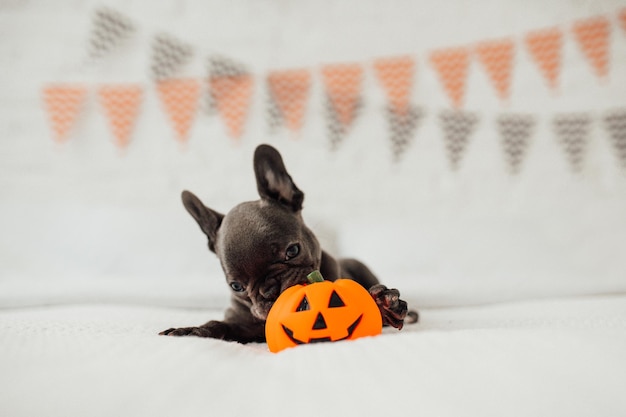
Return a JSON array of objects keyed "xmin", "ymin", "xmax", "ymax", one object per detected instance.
[
  {"xmin": 210, "ymin": 75, "xmax": 254, "ymax": 139},
  {"xmin": 525, "ymin": 27, "xmax": 562, "ymax": 90},
  {"xmin": 320, "ymin": 64, "xmax": 363, "ymax": 127},
  {"xmin": 373, "ymin": 56, "xmax": 415, "ymax": 115},
  {"xmin": 572, "ymin": 16, "xmax": 610, "ymax": 79},
  {"xmin": 429, "ymin": 47, "xmax": 470, "ymax": 108},
  {"xmin": 475, "ymin": 39, "xmax": 515, "ymax": 101},
  {"xmin": 267, "ymin": 69, "xmax": 311, "ymax": 133},
  {"xmin": 619, "ymin": 8, "xmax": 626, "ymax": 34},
  {"xmin": 97, "ymin": 84, "xmax": 143, "ymax": 148},
  {"xmin": 156, "ymin": 78, "xmax": 201, "ymax": 143},
  {"xmin": 42, "ymin": 85, "xmax": 88, "ymax": 143}
]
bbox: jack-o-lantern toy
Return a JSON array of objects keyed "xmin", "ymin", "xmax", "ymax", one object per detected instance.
[{"xmin": 265, "ymin": 270, "xmax": 382, "ymax": 353}]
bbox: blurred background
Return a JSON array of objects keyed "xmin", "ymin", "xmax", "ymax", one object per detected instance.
[{"xmin": 1, "ymin": 0, "xmax": 625, "ymax": 309}]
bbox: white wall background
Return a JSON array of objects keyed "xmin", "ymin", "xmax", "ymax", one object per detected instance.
[{"xmin": 1, "ymin": 0, "xmax": 625, "ymax": 308}]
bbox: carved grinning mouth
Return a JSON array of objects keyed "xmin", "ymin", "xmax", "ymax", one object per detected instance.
[{"xmin": 281, "ymin": 314, "xmax": 363, "ymax": 345}]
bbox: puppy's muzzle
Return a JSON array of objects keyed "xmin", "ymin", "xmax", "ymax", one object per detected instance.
[
  {"xmin": 260, "ymin": 278, "xmax": 280, "ymax": 300},
  {"xmin": 251, "ymin": 273, "xmax": 311, "ymax": 320}
]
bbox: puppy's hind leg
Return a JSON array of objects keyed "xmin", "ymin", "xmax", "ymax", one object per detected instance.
[{"xmin": 338, "ymin": 258, "xmax": 380, "ymax": 288}]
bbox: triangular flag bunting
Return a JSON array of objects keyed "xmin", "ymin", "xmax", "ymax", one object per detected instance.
[
  {"xmin": 324, "ymin": 96, "xmax": 353, "ymax": 149},
  {"xmin": 475, "ymin": 39, "xmax": 515, "ymax": 101},
  {"xmin": 267, "ymin": 69, "xmax": 311, "ymax": 133},
  {"xmin": 572, "ymin": 16, "xmax": 610, "ymax": 79},
  {"xmin": 553, "ymin": 113, "xmax": 592, "ymax": 172},
  {"xmin": 208, "ymin": 56, "xmax": 254, "ymax": 139},
  {"xmin": 525, "ymin": 27, "xmax": 563, "ymax": 91},
  {"xmin": 156, "ymin": 78, "xmax": 201, "ymax": 144},
  {"xmin": 429, "ymin": 47, "xmax": 470, "ymax": 108},
  {"xmin": 42, "ymin": 85, "xmax": 88, "ymax": 143},
  {"xmin": 97, "ymin": 84, "xmax": 143, "ymax": 148},
  {"xmin": 209, "ymin": 56, "xmax": 249, "ymax": 77},
  {"xmin": 373, "ymin": 56, "xmax": 415, "ymax": 115},
  {"xmin": 87, "ymin": 7, "xmax": 135, "ymax": 60},
  {"xmin": 497, "ymin": 114, "xmax": 535, "ymax": 174},
  {"xmin": 321, "ymin": 64, "xmax": 363, "ymax": 127},
  {"xmin": 207, "ymin": 56, "xmax": 249, "ymax": 113},
  {"xmin": 619, "ymin": 8, "xmax": 626, "ymax": 34},
  {"xmin": 387, "ymin": 105, "xmax": 423, "ymax": 162},
  {"xmin": 603, "ymin": 109, "xmax": 626, "ymax": 169},
  {"xmin": 321, "ymin": 64, "xmax": 364, "ymax": 148},
  {"xmin": 150, "ymin": 33, "xmax": 194, "ymax": 80},
  {"xmin": 210, "ymin": 77, "xmax": 254, "ymax": 140},
  {"xmin": 439, "ymin": 110, "xmax": 479, "ymax": 170},
  {"xmin": 373, "ymin": 57, "xmax": 420, "ymax": 160}
]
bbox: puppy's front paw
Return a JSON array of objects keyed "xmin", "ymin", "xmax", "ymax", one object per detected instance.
[
  {"xmin": 159, "ymin": 320, "xmax": 229, "ymax": 339},
  {"xmin": 369, "ymin": 284, "xmax": 413, "ymax": 330}
]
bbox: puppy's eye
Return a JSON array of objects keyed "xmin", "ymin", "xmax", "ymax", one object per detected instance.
[
  {"xmin": 285, "ymin": 244, "xmax": 300, "ymax": 260},
  {"xmin": 229, "ymin": 282, "xmax": 245, "ymax": 292}
]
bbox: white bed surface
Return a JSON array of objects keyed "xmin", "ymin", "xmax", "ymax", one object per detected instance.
[{"xmin": 2, "ymin": 294, "xmax": 626, "ymax": 417}]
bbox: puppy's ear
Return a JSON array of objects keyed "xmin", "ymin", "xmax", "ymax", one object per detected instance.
[
  {"xmin": 181, "ymin": 190, "xmax": 224, "ymax": 253},
  {"xmin": 254, "ymin": 144, "xmax": 304, "ymax": 212}
]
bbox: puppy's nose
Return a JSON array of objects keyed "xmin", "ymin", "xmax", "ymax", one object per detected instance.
[{"xmin": 260, "ymin": 279, "xmax": 280, "ymax": 299}]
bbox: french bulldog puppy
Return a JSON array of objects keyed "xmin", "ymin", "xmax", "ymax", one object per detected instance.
[{"xmin": 160, "ymin": 144, "xmax": 418, "ymax": 343}]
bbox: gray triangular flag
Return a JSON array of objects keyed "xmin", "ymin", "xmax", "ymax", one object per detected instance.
[
  {"xmin": 553, "ymin": 113, "xmax": 591, "ymax": 173},
  {"xmin": 325, "ymin": 97, "xmax": 363, "ymax": 150},
  {"xmin": 604, "ymin": 109, "xmax": 626, "ymax": 170},
  {"xmin": 150, "ymin": 33, "xmax": 193, "ymax": 80},
  {"xmin": 497, "ymin": 114, "xmax": 535, "ymax": 174},
  {"xmin": 439, "ymin": 110, "xmax": 479, "ymax": 170},
  {"xmin": 88, "ymin": 8, "xmax": 135, "ymax": 60},
  {"xmin": 387, "ymin": 105, "xmax": 423, "ymax": 162}
]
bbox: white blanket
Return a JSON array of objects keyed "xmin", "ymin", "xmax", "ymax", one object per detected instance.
[{"xmin": 2, "ymin": 295, "xmax": 625, "ymax": 417}]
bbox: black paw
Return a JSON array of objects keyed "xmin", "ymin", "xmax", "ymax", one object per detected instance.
[
  {"xmin": 159, "ymin": 321, "xmax": 229, "ymax": 339},
  {"xmin": 369, "ymin": 284, "xmax": 416, "ymax": 330}
]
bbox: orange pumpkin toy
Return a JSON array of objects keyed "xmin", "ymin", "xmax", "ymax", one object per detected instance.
[{"xmin": 265, "ymin": 270, "xmax": 383, "ymax": 353}]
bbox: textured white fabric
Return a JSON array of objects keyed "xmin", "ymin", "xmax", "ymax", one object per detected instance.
[{"xmin": 2, "ymin": 295, "xmax": 625, "ymax": 417}]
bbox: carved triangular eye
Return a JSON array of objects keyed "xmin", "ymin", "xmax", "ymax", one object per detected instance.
[
  {"xmin": 296, "ymin": 295, "xmax": 310, "ymax": 312},
  {"xmin": 328, "ymin": 290, "xmax": 345, "ymax": 308}
]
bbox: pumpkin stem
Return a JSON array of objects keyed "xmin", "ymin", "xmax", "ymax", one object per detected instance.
[{"xmin": 306, "ymin": 270, "xmax": 325, "ymax": 284}]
